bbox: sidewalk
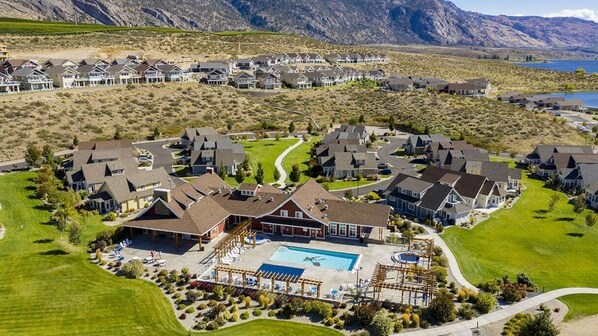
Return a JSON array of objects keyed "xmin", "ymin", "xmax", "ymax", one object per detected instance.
[{"xmin": 273, "ymin": 138, "xmax": 303, "ymax": 187}]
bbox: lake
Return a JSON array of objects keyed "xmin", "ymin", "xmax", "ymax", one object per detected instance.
[
  {"xmin": 547, "ymin": 92, "xmax": 598, "ymax": 109},
  {"xmin": 517, "ymin": 60, "xmax": 598, "ymax": 74}
]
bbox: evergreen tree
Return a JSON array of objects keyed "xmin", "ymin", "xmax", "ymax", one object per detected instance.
[
  {"xmin": 519, "ymin": 311, "xmax": 559, "ymax": 336},
  {"xmin": 114, "ymin": 129, "xmax": 122, "ymax": 140},
  {"xmin": 289, "ymin": 163, "xmax": 301, "ymax": 183},
  {"xmin": 307, "ymin": 122, "xmax": 313, "ymax": 135},
  {"xmin": 68, "ymin": 222, "xmax": 82, "ymax": 246},
  {"xmin": 218, "ymin": 161, "xmax": 227, "ymax": 180},
  {"xmin": 235, "ymin": 168, "xmax": 245, "ymax": 184},
  {"xmin": 273, "ymin": 167, "xmax": 281, "ymax": 181},
  {"xmin": 24, "ymin": 143, "xmax": 41, "ymax": 167},
  {"xmin": 255, "ymin": 162, "xmax": 265, "ymax": 185},
  {"xmin": 288, "ymin": 121, "xmax": 296, "ymax": 134},
  {"xmin": 73, "ymin": 135, "xmax": 79, "ymax": 147}
]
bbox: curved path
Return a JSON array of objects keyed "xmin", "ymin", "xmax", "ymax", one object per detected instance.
[
  {"xmin": 419, "ymin": 225, "xmax": 479, "ymax": 292},
  {"xmin": 401, "ymin": 287, "xmax": 598, "ymax": 336},
  {"xmin": 273, "ymin": 138, "xmax": 304, "ymax": 187}
]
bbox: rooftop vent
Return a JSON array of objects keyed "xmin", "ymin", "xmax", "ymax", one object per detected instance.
[
  {"xmin": 216, "ymin": 188, "xmax": 221, "ymax": 194},
  {"xmin": 323, "ymin": 204, "xmax": 328, "ymax": 210},
  {"xmin": 268, "ymin": 196, "xmax": 274, "ymax": 202},
  {"xmin": 257, "ymin": 196, "xmax": 261, "ymax": 201}
]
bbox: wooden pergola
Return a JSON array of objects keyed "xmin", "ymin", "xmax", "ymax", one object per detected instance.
[
  {"xmin": 213, "ymin": 220, "xmax": 256, "ymax": 263},
  {"xmin": 370, "ymin": 262, "xmax": 435, "ymax": 306},
  {"xmin": 213, "ymin": 265, "xmax": 323, "ymax": 298}
]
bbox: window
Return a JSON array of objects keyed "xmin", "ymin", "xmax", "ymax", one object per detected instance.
[
  {"xmin": 408, "ymin": 204, "xmax": 415, "ymax": 211},
  {"xmin": 348, "ymin": 225, "xmax": 357, "ymax": 237},
  {"xmin": 280, "ymin": 210, "xmax": 288, "ymax": 217},
  {"xmin": 338, "ymin": 224, "xmax": 347, "ymax": 236},
  {"xmin": 329, "ymin": 223, "xmax": 337, "ymax": 235},
  {"xmin": 295, "ymin": 211, "xmax": 303, "ymax": 219}
]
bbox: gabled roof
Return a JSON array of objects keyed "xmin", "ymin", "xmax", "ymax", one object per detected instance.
[{"xmin": 421, "ymin": 166, "xmax": 487, "ymax": 200}]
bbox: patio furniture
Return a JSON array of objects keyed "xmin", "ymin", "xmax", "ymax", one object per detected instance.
[
  {"xmin": 131, "ymin": 256, "xmax": 140, "ymax": 261},
  {"xmin": 157, "ymin": 259, "xmax": 167, "ymax": 266},
  {"xmin": 143, "ymin": 257, "xmax": 154, "ymax": 264}
]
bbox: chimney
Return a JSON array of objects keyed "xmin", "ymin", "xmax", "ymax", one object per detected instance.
[
  {"xmin": 154, "ymin": 188, "xmax": 172, "ymax": 203},
  {"xmin": 206, "ymin": 167, "xmax": 215, "ymax": 175}
]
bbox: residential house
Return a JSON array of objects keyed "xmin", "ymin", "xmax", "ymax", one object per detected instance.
[
  {"xmin": 0, "ymin": 73, "xmax": 20, "ymax": 93},
  {"xmin": 320, "ymin": 151, "xmax": 377, "ymax": 179},
  {"xmin": 105, "ymin": 64, "xmax": 142, "ymax": 85},
  {"xmin": 88, "ymin": 167, "xmax": 174, "ymax": 213},
  {"xmin": 0, "ymin": 44, "xmax": 7, "ymax": 62},
  {"xmin": 136, "ymin": 64, "xmax": 165, "ymax": 83},
  {"xmin": 552, "ymin": 155, "xmax": 598, "ymax": 189},
  {"xmin": 412, "ymin": 77, "xmax": 448, "ymax": 91},
  {"xmin": 205, "ymin": 69, "xmax": 228, "ymax": 86},
  {"xmin": 554, "ymin": 99, "xmax": 585, "ymax": 112},
  {"xmin": 315, "ymin": 143, "xmax": 367, "ymax": 164},
  {"xmin": 465, "ymin": 78, "xmax": 491, "ymax": 95},
  {"xmin": 365, "ymin": 69, "xmax": 386, "ymax": 81},
  {"xmin": 252, "ymin": 56, "xmax": 276, "ymax": 67},
  {"xmin": 384, "ymin": 173, "xmax": 471, "ymax": 225},
  {"xmin": 157, "ymin": 64, "xmax": 185, "ymax": 82},
  {"xmin": 11, "ymin": 68, "xmax": 53, "ymax": 91},
  {"xmin": 1, "ymin": 59, "xmax": 39, "ymax": 75},
  {"xmin": 194, "ymin": 62, "xmax": 232, "ymax": 74},
  {"xmin": 444, "ymin": 83, "xmax": 485, "ymax": 97},
  {"xmin": 189, "ymin": 137, "xmax": 245, "ymax": 175},
  {"xmin": 281, "ymin": 73, "xmax": 312, "ymax": 89},
  {"xmin": 235, "ymin": 59, "xmax": 257, "ymax": 71},
  {"xmin": 525, "ymin": 145, "xmax": 593, "ymax": 170},
  {"xmin": 79, "ymin": 59, "xmax": 111, "ymax": 70},
  {"xmin": 256, "ymin": 72, "xmax": 282, "ymax": 90},
  {"xmin": 181, "ymin": 127, "xmax": 219, "ymax": 147},
  {"xmin": 300, "ymin": 53, "xmax": 325, "ymax": 64},
  {"xmin": 76, "ymin": 64, "xmax": 115, "ymax": 86},
  {"xmin": 111, "ymin": 58, "xmax": 141, "ymax": 67},
  {"xmin": 385, "ymin": 77, "xmax": 413, "ymax": 91},
  {"xmin": 435, "ymin": 148, "xmax": 489, "ymax": 170},
  {"xmin": 233, "ymin": 71, "xmax": 257, "ymax": 89},
  {"xmin": 125, "ymin": 174, "xmax": 390, "ymax": 245},
  {"xmin": 461, "ymin": 161, "xmax": 522, "ymax": 194},
  {"xmin": 537, "ymin": 97, "xmax": 566, "ymax": 109},
  {"xmin": 404, "ymin": 134, "xmax": 451, "ymax": 156},
  {"xmin": 43, "ymin": 59, "xmax": 78, "ymax": 69},
  {"xmin": 43, "ymin": 66, "xmax": 80, "ymax": 88},
  {"xmin": 306, "ymin": 72, "xmax": 334, "ymax": 87}
]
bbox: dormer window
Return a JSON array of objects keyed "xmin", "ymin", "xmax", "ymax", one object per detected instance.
[
  {"xmin": 295, "ymin": 211, "xmax": 303, "ymax": 219},
  {"xmin": 281, "ymin": 210, "xmax": 288, "ymax": 217}
]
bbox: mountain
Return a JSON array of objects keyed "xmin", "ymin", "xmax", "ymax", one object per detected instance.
[{"xmin": 1, "ymin": 0, "xmax": 597, "ymax": 48}]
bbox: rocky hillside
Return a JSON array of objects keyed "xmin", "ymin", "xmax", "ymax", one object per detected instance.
[{"xmin": 1, "ymin": 0, "xmax": 597, "ymax": 48}]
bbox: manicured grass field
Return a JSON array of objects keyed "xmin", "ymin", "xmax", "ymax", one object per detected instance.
[
  {"xmin": 282, "ymin": 136, "xmax": 321, "ymax": 184},
  {"xmin": 226, "ymin": 138, "xmax": 299, "ymax": 186},
  {"xmin": 326, "ymin": 179, "xmax": 378, "ymax": 191},
  {"xmin": 0, "ymin": 172, "xmax": 186, "ymax": 335},
  {"xmin": 442, "ymin": 173, "xmax": 598, "ymax": 320},
  {"xmin": 203, "ymin": 320, "xmax": 341, "ymax": 336}
]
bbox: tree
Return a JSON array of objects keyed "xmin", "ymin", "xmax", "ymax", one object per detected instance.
[
  {"xmin": 369, "ymin": 132, "xmax": 377, "ymax": 143},
  {"xmin": 242, "ymin": 154, "xmax": 252, "ymax": 172},
  {"xmin": 388, "ymin": 116, "xmax": 395, "ymax": 131},
  {"xmin": 547, "ymin": 194, "xmax": 561, "ymax": 212},
  {"xmin": 275, "ymin": 132, "xmax": 281, "ymax": 141},
  {"xmin": 307, "ymin": 122, "xmax": 313, "ymax": 135},
  {"xmin": 424, "ymin": 125, "xmax": 430, "ymax": 135},
  {"xmin": 235, "ymin": 168, "xmax": 245, "ymax": 184},
  {"xmin": 344, "ymin": 189, "xmax": 354, "ymax": 200},
  {"xmin": 426, "ymin": 292, "xmax": 456, "ymax": 323},
  {"xmin": 358, "ymin": 114, "xmax": 365, "ymax": 123},
  {"xmin": 226, "ymin": 119, "xmax": 234, "ymax": 131},
  {"xmin": 114, "ymin": 129, "xmax": 122, "ymax": 140},
  {"xmin": 474, "ymin": 292, "xmax": 497, "ymax": 314},
  {"xmin": 585, "ymin": 212, "xmax": 596, "ymax": 230},
  {"xmin": 288, "ymin": 121, "xmax": 296, "ymax": 134},
  {"xmin": 273, "ymin": 167, "xmax": 281, "ymax": 181},
  {"xmin": 72, "ymin": 135, "xmax": 79, "ymax": 147},
  {"xmin": 289, "ymin": 163, "xmax": 301, "ymax": 183},
  {"xmin": 42, "ymin": 144, "xmax": 54, "ymax": 165},
  {"xmin": 575, "ymin": 68, "xmax": 586, "ymax": 75},
  {"xmin": 24, "ymin": 142, "xmax": 41, "ymax": 167},
  {"xmin": 152, "ymin": 127, "xmax": 160, "ymax": 139},
  {"xmin": 371, "ymin": 309, "xmax": 394, "ymax": 336},
  {"xmin": 218, "ymin": 161, "xmax": 227, "ymax": 179},
  {"xmin": 518, "ymin": 311, "xmax": 559, "ymax": 336},
  {"xmin": 573, "ymin": 194, "xmax": 586, "ymax": 218},
  {"xmin": 67, "ymin": 222, "xmax": 82, "ymax": 246},
  {"xmin": 255, "ymin": 162, "xmax": 265, "ymax": 184}
]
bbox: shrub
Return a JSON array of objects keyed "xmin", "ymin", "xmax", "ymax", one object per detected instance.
[
  {"xmin": 185, "ymin": 306, "xmax": 196, "ymax": 314},
  {"xmin": 179, "ymin": 313, "xmax": 186, "ymax": 320},
  {"xmin": 104, "ymin": 211, "xmax": 118, "ymax": 221},
  {"xmin": 173, "ymin": 292, "xmax": 181, "ymax": 299},
  {"xmin": 205, "ymin": 321, "xmax": 219, "ymax": 331},
  {"xmin": 215, "ymin": 315, "xmax": 226, "ymax": 327},
  {"xmin": 420, "ymin": 319, "xmax": 430, "ymax": 329},
  {"xmin": 458, "ymin": 304, "xmax": 475, "ymax": 320},
  {"xmin": 230, "ymin": 312, "xmax": 239, "ymax": 322},
  {"xmin": 198, "ymin": 303, "xmax": 207, "ymax": 310},
  {"xmin": 371, "ymin": 309, "xmax": 395, "ymax": 336},
  {"xmin": 411, "ymin": 313, "xmax": 420, "ymax": 328},
  {"xmin": 352, "ymin": 303, "xmax": 377, "ymax": 326},
  {"xmin": 324, "ymin": 317, "xmax": 334, "ymax": 326},
  {"xmin": 425, "ymin": 292, "xmax": 456, "ymax": 324},
  {"xmin": 213, "ymin": 285, "xmax": 225, "ymax": 300},
  {"xmin": 475, "ymin": 292, "xmax": 497, "ymax": 314},
  {"xmin": 177, "ymin": 304, "xmax": 186, "ymax": 311},
  {"xmin": 208, "ymin": 299, "xmax": 217, "ymax": 307},
  {"xmin": 268, "ymin": 310, "xmax": 277, "ymax": 317},
  {"xmin": 240, "ymin": 312, "xmax": 249, "ymax": 320},
  {"xmin": 244, "ymin": 296, "xmax": 252, "ymax": 309},
  {"xmin": 502, "ymin": 283, "xmax": 527, "ymax": 304},
  {"xmin": 335, "ymin": 320, "xmax": 345, "ymax": 329},
  {"xmin": 186, "ymin": 290, "xmax": 199, "ymax": 303},
  {"xmin": 223, "ymin": 311, "xmax": 231, "ymax": 321},
  {"xmin": 194, "ymin": 321, "xmax": 206, "ymax": 330},
  {"xmin": 119, "ymin": 260, "xmax": 144, "ymax": 278},
  {"xmin": 253, "ymin": 309, "xmax": 262, "ymax": 316}
]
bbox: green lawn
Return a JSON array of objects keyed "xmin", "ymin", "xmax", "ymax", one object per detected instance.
[
  {"xmin": 0, "ymin": 172, "xmax": 187, "ymax": 335},
  {"xmin": 442, "ymin": 173, "xmax": 598, "ymax": 320},
  {"xmin": 327, "ymin": 179, "xmax": 380, "ymax": 191},
  {"xmin": 204, "ymin": 320, "xmax": 341, "ymax": 336},
  {"xmin": 282, "ymin": 136, "xmax": 321, "ymax": 184}
]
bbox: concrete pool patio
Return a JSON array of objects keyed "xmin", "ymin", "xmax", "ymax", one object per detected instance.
[{"xmin": 117, "ymin": 231, "xmax": 434, "ymax": 303}]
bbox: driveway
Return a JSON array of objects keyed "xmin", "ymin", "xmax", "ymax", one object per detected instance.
[{"xmin": 133, "ymin": 139, "xmax": 187, "ymax": 186}]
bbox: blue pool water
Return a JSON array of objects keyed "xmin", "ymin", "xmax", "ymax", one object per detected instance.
[{"xmin": 269, "ymin": 245, "xmax": 360, "ymax": 271}]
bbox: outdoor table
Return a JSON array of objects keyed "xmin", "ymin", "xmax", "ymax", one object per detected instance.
[{"xmin": 131, "ymin": 256, "xmax": 140, "ymax": 261}]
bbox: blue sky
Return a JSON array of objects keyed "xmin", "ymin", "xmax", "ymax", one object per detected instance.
[{"xmin": 448, "ymin": 0, "xmax": 598, "ymax": 21}]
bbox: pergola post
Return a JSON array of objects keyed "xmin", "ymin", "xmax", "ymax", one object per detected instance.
[
  {"xmin": 129, "ymin": 227, "xmax": 134, "ymax": 237},
  {"xmin": 286, "ymin": 279, "xmax": 290, "ymax": 294},
  {"xmin": 198, "ymin": 236, "xmax": 202, "ymax": 251},
  {"xmin": 228, "ymin": 270, "xmax": 233, "ymax": 285},
  {"xmin": 253, "ymin": 234, "xmax": 256, "ymax": 248},
  {"xmin": 152, "ymin": 230, "xmax": 156, "ymax": 244},
  {"xmin": 271, "ymin": 277, "xmax": 275, "ymax": 290},
  {"xmin": 175, "ymin": 233, "xmax": 180, "ymax": 247},
  {"xmin": 257, "ymin": 274, "xmax": 262, "ymax": 288},
  {"xmin": 214, "ymin": 269, "xmax": 219, "ymax": 282},
  {"xmin": 301, "ymin": 282, "xmax": 305, "ymax": 296},
  {"xmin": 316, "ymin": 283, "xmax": 321, "ymax": 298},
  {"xmin": 242, "ymin": 272, "xmax": 247, "ymax": 287}
]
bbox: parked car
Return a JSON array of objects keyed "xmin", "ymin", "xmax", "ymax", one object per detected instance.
[
  {"xmin": 377, "ymin": 162, "xmax": 389, "ymax": 169},
  {"xmin": 379, "ymin": 168, "xmax": 392, "ymax": 175}
]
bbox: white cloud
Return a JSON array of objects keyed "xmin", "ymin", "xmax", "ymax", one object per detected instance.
[{"xmin": 544, "ymin": 9, "xmax": 598, "ymax": 22}]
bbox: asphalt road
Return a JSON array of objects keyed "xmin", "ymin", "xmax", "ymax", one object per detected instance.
[{"xmin": 135, "ymin": 139, "xmax": 187, "ymax": 187}]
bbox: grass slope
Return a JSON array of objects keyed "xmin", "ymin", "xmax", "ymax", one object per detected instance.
[
  {"xmin": 442, "ymin": 173, "xmax": 598, "ymax": 320},
  {"xmin": 205, "ymin": 320, "xmax": 342, "ymax": 336},
  {"xmin": 0, "ymin": 172, "xmax": 186, "ymax": 335},
  {"xmin": 282, "ymin": 136, "xmax": 320, "ymax": 184},
  {"xmin": 225, "ymin": 138, "xmax": 299, "ymax": 186}
]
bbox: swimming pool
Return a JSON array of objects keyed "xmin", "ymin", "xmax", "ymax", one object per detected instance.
[{"xmin": 269, "ymin": 245, "xmax": 360, "ymax": 271}]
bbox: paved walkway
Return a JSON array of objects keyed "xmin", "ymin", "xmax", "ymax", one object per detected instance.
[
  {"xmin": 419, "ymin": 225, "xmax": 479, "ymax": 292},
  {"xmin": 400, "ymin": 288, "xmax": 598, "ymax": 336},
  {"xmin": 273, "ymin": 138, "xmax": 303, "ymax": 187}
]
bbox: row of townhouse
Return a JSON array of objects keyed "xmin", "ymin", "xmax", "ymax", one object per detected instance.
[
  {"xmin": 497, "ymin": 93, "xmax": 586, "ymax": 112},
  {"xmin": 315, "ymin": 125, "xmax": 378, "ymax": 179},
  {"xmin": 202, "ymin": 64, "xmax": 386, "ymax": 90},
  {"xmin": 0, "ymin": 57, "xmax": 191, "ymax": 92},
  {"xmin": 181, "ymin": 127, "xmax": 246, "ymax": 176},
  {"xmin": 62, "ymin": 139, "xmax": 174, "ymax": 214},
  {"xmin": 384, "ymin": 165, "xmax": 516, "ymax": 226},
  {"xmin": 383, "ymin": 76, "xmax": 491, "ymax": 97},
  {"xmin": 190, "ymin": 52, "xmax": 388, "ymax": 73},
  {"xmin": 525, "ymin": 144, "xmax": 598, "ymax": 209}
]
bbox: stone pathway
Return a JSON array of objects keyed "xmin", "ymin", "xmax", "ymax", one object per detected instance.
[
  {"xmin": 273, "ymin": 138, "xmax": 303, "ymax": 187},
  {"xmin": 400, "ymin": 288, "xmax": 598, "ymax": 336}
]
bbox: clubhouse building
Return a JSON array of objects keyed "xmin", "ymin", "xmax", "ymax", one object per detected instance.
[{"xmin": 125, "ymin": 170, "xmax": 391, "ymax": 248}]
